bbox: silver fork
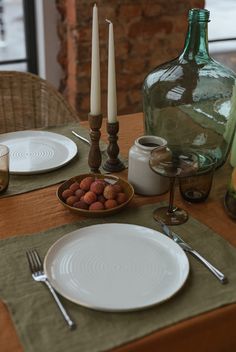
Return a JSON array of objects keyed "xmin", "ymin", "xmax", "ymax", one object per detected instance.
[{"xmin": 26, "ymin": 249, "xmax": 75, "ymax": 329}]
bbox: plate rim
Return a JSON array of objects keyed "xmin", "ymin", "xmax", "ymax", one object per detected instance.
[
  {"xmin": 0, "ymin": 130, "xmax": 78, "ymax": 174},
  {"xmin": 44, "ymin": 223, "xmax": 190, "ymax": 312}
]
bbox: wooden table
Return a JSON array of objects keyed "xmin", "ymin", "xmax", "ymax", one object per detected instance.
[{"xmin": 1, "ymin": 112, "xmax": 236, "ymax": 352}]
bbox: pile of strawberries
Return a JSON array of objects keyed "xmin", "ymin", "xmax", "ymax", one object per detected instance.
[{"xmin": 61, "ymin": 176, "xmax": 128, "ymax": 211}]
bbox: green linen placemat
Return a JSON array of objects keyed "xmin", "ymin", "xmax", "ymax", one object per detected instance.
[
  {"xmin": 1, "ymin": 203, "xmax": 236, "ymax": 352},
  {"xmin": 1, "ymin": 123, "xmax": 111, "ymax": 198}
]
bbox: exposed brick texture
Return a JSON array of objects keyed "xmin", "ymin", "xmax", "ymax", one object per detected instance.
[{"xmin": 56, "ymin": 0, "xmax": 205, "ymax": 120}]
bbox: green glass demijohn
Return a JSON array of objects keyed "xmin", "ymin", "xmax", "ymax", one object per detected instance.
[{"xmin": 143, "ymin": 8, "xmax": 236, "ymax": 168}]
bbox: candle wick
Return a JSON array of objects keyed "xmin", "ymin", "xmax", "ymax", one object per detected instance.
[{"xmin": 105, "ymin": 19, "xmax": 112, "ymax": 24}]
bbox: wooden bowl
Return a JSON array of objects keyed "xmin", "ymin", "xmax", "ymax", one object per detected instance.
[{"xmin": 57, "ymin": 173, "xmax": 134, "ymax": 217}]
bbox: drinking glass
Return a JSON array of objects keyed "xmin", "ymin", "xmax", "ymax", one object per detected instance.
[
  {"xmin": 0, "ymin": 145, "xmax": 9, "ymax": 194},
  {"xmin": 149, "ymin": 146, "xmax": 216, "ymax": 225},
  {"xmin": 224, "ymin": 167, "xmax": 236, "ymax": 219},
  {"xmin": 179, "ymin": 165, "xmax": 215, "ymax": 203}
]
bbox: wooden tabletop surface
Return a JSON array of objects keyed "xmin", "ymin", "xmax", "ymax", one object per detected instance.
[{"xmin": 0, "ymin": 112, "xmax": 236, "ymax": 352}]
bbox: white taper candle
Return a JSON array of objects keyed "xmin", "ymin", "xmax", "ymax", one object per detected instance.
[
  {"xmin": 106, "ymin": 19, "xmax": 117, "ymax": 123},
  {"xmin": 90, "ymin": 4, "xmax": 101, "ymax": 115}
]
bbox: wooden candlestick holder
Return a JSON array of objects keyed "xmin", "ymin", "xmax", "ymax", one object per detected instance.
[
  {"xmin": 103, "ymin": 121, "xmax": 125, "ymax": 172},
  {"xmin": 88, "ymin": 113, "xmax": 103, "ymax": 173}
]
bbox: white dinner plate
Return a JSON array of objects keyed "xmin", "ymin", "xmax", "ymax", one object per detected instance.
[
  {"xmin": 0, "ymin": 130, "xmax": 78, "ymax": 174},
  {"xmin": 44, "ymin": 223, "xmax": 189, "ymax": 312}
]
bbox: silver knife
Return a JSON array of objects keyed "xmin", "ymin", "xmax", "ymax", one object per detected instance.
[
  {"xmin": 71, "ymin": 130, "xmax": 91, "ymax": 145},
  {"xmin": 72, "ymin": 130, "xmax": 107, "ymax": 152},
  {"xmin": 159, "ymin": 221, "xmax": 227, "ymax": 284}
]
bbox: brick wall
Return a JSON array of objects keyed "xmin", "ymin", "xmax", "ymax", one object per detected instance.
[{"xmin": 56, "ymin": 0, "xmax": 205, "ymax": 120}]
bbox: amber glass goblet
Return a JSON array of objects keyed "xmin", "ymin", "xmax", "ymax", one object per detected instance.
[{"xmin": 149, "ymin": 146, "xmax": 216, "ymax": 225}]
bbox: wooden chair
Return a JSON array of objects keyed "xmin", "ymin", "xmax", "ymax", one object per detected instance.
[{"xmin": 0, "ymin": 71, "xmax": 79, "ymax": 133}]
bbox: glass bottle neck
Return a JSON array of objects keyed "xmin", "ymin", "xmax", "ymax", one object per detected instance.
[{"xmin": 180, "ymin": 20, "xmax": 210, "ymax": 61}]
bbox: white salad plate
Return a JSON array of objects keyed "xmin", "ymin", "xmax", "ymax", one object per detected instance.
[
  {"xmin": 0, "ymin": 130, "xmax": 78, "ymax": 174},
  {"xmin": 44, "ymin": 223, "xmax": 189, "ymax": 312}
]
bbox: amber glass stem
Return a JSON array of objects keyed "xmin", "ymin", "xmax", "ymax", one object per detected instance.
[{"xmin": 168, "ymin": 177, "xmax": 176, "ymax": 213}]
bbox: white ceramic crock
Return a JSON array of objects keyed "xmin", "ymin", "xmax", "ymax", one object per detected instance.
[{"xmin": 128, "ymin": 135, "xmax": 169, "ymax": 196}]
